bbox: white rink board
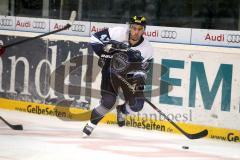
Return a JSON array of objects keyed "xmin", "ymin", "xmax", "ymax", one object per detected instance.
[
  {"xmin": 1, "ymin": 15, "xmax": 240, "ymax": 48},
  {"xmin": 90, "ymin": 22, "xmax": 127, "ymax": 35},
  {"xmin": 145, "ymin": 26, "xmax": 191, "ymax": 44},
  {"xmin": 50, "ymin": 19, "xmax": 90, "ymax": 36},
  {"xmin": 0, "ymin": 15, "xmax": 15, "ymax": 30},
  {"xmin": 191, "ymin": 29, "xmax": 240, "ymax": 48},
  {"xmin": 15, "ymin": 17, "xmax": 49, "ymax": 33}
]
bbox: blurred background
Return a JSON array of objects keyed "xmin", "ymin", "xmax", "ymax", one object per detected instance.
[{"xmin": 0, "ymin": 0, "xmax": 239, "ymax": 30}]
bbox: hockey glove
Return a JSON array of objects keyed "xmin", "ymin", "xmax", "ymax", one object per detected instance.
[
  {"xmin": 103, "ymin": 43, "xmax": 115, "ymax": 53},
  {"xmin": 103, "ymin": 40, "xmax": 129, "ymax": 53},
  {"xmin": 126, "ymin": 71, "xmax": 147, "ymax": 85},
  {"xmin": 127, "ymin": 49, "xmax": 144, "ymax": 62}
]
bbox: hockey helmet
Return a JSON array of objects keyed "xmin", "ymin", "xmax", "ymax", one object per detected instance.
[{"xmin": 130, "ymin": 16, "xmax": 147, "ymax": 28}]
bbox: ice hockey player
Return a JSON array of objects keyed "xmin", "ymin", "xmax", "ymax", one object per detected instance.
[{"xmin": 82, "ymin": 16, "xmax": 153, "ymax": 137}]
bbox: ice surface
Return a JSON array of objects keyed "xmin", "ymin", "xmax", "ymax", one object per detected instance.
[{"xmin": 0, "ymin": 109, "xmax": 239, "ymax": 160}]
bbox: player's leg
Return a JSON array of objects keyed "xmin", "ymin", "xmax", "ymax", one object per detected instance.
[
  {"xmin": 82, "ymin": 72, "xmax": 117, "ymax": 136},
  {"xmin": 116, "ymin": 89, "xmax": 145, "ymax": 127},
  {"xmin": 116, "ymin": 103, "xmax": 126, "ymax": 127}
]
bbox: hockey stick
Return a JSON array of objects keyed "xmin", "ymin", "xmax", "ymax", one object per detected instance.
[
  {"xmin": 0, "ymin": 10, "xmax": 77, "ymax": 56},
  {"xmin": 143, "ymin": 98, "xmax": 208, "ymax": 139},
  {"xmin": 0, "ymin": 116, "xmax": 23, "ymax": 130},
  {"xmin": 114, "ymin": 72, "xmax": 208, "ymax": 139}
]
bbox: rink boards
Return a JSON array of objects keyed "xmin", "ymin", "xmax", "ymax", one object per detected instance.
[{"xmin": 0, "ymin": 30, "xmax": 239, "ymax": 142}]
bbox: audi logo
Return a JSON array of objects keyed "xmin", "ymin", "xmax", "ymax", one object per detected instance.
[
  {"xmin": 0, "ymin": 19, "xmax": 13, "ymax": 27},
  {"xmin": 227, "ymin": 34, "xmax": 240, "ymax": 43},
  {"xmin": 160, "ymin": 30, "xmax": 177, "ymax": 39},
  {"xmin": 71, "ymin": 24, "xmax": 86, "ymax": 32},
  {"xmin": 32, "ymin": 21, "xmax": 46, "ymax": 29}
]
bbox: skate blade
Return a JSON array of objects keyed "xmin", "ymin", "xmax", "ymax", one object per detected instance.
[{"xmin": 82, "ymin": 132, "xmax": 90, "ymax": 138}]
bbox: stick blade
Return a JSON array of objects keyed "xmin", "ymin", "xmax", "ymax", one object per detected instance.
[
  {"xmin": 69, "ymin": 11, "xmax": 77, "ymax": 25},
  {"xmin": 12, "ymin": 124, "xmax": 23, "ymax": 130},
  {"xmin": 187, "ymin": 129, "xmax": 208, "ymax": 139}
]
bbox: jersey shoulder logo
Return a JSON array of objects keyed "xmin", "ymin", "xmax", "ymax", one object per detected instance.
[{"xmin": 100, "ymin": 34, "xmax": 110, "ymax": 43}]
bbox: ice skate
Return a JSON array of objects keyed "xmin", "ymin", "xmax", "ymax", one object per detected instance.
[
  {"xmin": 116, "ymin": 104, "xmax": 126, "ymax": 127},
  {"xmin": 82, "ymin": 122, "xmax": 96, "ymax": 138}
]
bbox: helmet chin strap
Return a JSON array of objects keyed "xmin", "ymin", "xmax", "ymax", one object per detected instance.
[
  {"xmin": 129, "ymin": 35, "xmax": 142, "ymax": 46},
  {"xmin": 129, "ymin": 38, "xmax": 137, "ymax": 46}
]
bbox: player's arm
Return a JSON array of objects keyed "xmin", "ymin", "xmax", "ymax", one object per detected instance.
[
  {"xmin": 126, "ymin": 49, "xmax": 153, "ymax": 86},
  {"xmin": 90, "ymin": 29, "xmax": 111, "ymax": 57},
  {"xmin": 90, "ymin": 27, "xmax": 129, "ymax": 57}
]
